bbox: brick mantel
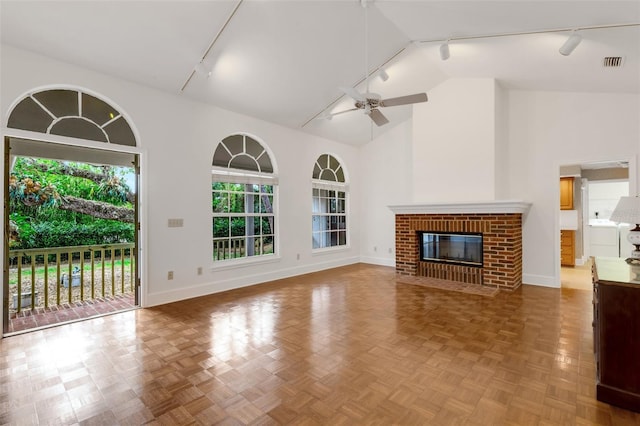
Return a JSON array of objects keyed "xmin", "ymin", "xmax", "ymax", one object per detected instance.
[{"xmin": 390, "ymin": 201, "xmax": 531, "ymax": 291}]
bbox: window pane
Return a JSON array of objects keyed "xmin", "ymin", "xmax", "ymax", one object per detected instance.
[
  {"xmin": 339, "ymin": 231, "xmax": 346, "ymax": 246},
  {"xmin": 212, "ymin": 144, "xmax": 232, "ymax": 167},
  {"xmin": 50, "ymin": 118, "xmax": 108, "ymax": 142},
  {"xmin": 82, "ymin": 93, "xmax": 116, "ymax": 126},
  {"xmin": 213, "ymin": 218, "xmax": 229, "ymax": 238},
  {"xmin": 337, "ymin": 199, "xmax": 346, "ymax": 213},
  {"xmin": 336, "ymin": 167, "xmax": 345, "ymax": 183},
  {"xmin": 330, "ymin": 217, "xmax": 339, "ymax": 230},
  {"xmin": 261, "ymin": 195, "xmax": 273, "ymax": 213},
  {"xmin": 223, "ymin": 135, "xmax": 244, "ymax": 155},
  {"xmin": 262, "ymin": 216, "xmax": 273, "ymax": 234},
  {"xmin": 103, "ymin": 116, "xmax": 136, "ymax": 146},
  {"xmin": 262, "ymin": 236, "xmax": 274, "ymax": 254},
  {"xmin": 212, "ymin": 191, "xmax": 229, "ymax": 213},
  {"xmin": 8, "ymin": 97, "xmax": 52, "ymax": 133},
  {"xmin": 338, "ymin": 216, "xmax": 346, "ymax": 229},
  {"xmin": 328, "ymin": 155, "xmax": 339, "ymax": 171},
  {"xmin": 329, "ymin": 199, "xmax": 337, "ymax": 213},
  {"xmin": 230, "ymin": 217, "xmax": 245, "ymax": 237},
  {"xmin": 338, "ymin": 191, "xmax": 345, "ymax": 199},
  {"xmin": 34, "ymin": 89, "xmax": 78, "ymax": 118},
  {"xmin": 230, "ymin": 193, "xmax": 245, "ymax": 213}
]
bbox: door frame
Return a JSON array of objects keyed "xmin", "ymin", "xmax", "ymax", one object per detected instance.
[{"xmin": 1, "ymin": 128, "xmax": 146, "ymax": 336}]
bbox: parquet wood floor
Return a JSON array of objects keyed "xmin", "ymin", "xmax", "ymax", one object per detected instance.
[{"xmin": 1, "ymin": 263, "xmax": 639, "ymax": 425}]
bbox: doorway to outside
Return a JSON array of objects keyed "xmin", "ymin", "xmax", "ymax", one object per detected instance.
[{"xmin": 3, "ymin": 138, "xmax": 140, "ymax": 335}]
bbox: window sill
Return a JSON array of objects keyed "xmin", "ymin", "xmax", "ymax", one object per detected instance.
[
  {"xmin": 210, "ymin": 254, "xmax": 281, "ymax": 272},
  {"xmin": 312, "ymin": 245, "xmax": 350, "ymax": 256}
]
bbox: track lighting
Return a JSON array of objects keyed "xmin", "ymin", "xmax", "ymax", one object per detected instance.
[
  {"xmin": 378, "ymin": 69, "xmax": 389, "ymax": 82},
  {"xmin": 195, "ymin": 62, "xmax": 212, "ymax": 78},
  {"xmin": 559, "ymin": 32, "xmax": 582, "ymax": 56},
  {"xmin": 439, "ymin": 41, "xmax": 450, "ymax": 61}
]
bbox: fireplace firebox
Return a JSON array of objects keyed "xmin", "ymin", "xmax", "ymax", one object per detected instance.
[{"xmin": 420, "ymin": 231, "xmax": 483, "ymax": 267}]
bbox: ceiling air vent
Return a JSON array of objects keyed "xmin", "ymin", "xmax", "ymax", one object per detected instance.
[{"xmin": 603, "ymin": 56, "xmax": 624, "ymax": 68}]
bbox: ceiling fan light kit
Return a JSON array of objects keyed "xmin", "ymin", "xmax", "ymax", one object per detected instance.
[{"xmin": 322, "ymin": 0, "xmax": 429, "ymax": 127}]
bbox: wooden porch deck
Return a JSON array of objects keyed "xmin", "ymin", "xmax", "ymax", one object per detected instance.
[{"xmin": 7, "ymin": 293, "xmax": 136, "ymax": 335}]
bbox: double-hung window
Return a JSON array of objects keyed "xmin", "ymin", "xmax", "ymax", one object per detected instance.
[
  {"xmin": 312, "ymin": 154, "xmax": 348, "ymax": 250},
  {"xmin": 212, "ymin": 134, "xmax": 277, "ymax": 262}
]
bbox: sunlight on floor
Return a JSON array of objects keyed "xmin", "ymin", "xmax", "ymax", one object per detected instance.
[{"xmin": 561, "ymin": 259, "xmax": 593, "ymax": 291}]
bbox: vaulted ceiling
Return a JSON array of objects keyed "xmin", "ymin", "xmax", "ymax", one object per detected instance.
[{"xmin": 2, "ymin": 1, "xmax": 639, "ymax": 145}]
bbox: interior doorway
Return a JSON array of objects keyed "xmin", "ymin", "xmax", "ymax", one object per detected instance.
[
  {"xmin": 559, "ymin": 159, "xmax": 631, "ymax": 290},
  {"xmin": 3, "ymin": 137, "xmax": 140, "ymax": 335}
]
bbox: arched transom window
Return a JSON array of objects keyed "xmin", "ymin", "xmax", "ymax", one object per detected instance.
[
  {"xmin": 212, "ymin": 134, "xmax": 277, "ymax": 263},
  {"xmin": 312, "ymin": 154, "xmax": 348, "ymax": 250},
  {"xmin": 7, "ymin": 88, "xmax": 136, "ymax": 146}
]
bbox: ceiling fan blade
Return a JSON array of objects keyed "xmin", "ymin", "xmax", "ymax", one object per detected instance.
[
  {"xmin": 380, "ymin": 93, "xmax": 428, "ymax": 107},
  {"xmin": 319, "ymin": 107, "xmax": 360, "ymax": 120},
  {"xmin": 368, "ymin": 109, "xmax": 389, "ymax": 126},
  {"xmin": 340, "ymin": 86, "xmax": 366, "ymax": 102}
]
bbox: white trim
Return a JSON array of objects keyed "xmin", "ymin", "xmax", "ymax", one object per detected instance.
[
  {"xmin": 210, "ymin": 254, "xmax": 281, "ymax": 271},
  {"xmin": 522, "ymin": 273, "xmax": 559, "ymax": 288},
  {"xmin": 311, "ymin": 179, "xmax": 349, "ymax": 191},
  {"xmin": 3, "ymin": 128, "xmax": 140, "ymax": 155},
  {"xmin": 312, "ymin": 245, "xmax": 350, "ymax": 256},
  {"xmin": 149, "ymin": 256, "xmax": 360, "ymax": 307},
  {"xmin": 360, "ymin": 255, "xmax": 395, "ymax": 267},
  {"xmin": 388, "ymin": 200, "xmax": 532, "ymax": 215}
]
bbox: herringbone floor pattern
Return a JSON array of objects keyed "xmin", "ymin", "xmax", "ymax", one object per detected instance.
[{"xmin": 1, "ymin": 263, "xmax": 638, "ymax": 425}]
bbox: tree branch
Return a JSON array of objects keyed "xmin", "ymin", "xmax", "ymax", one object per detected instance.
[{"xmin": 59, "ymin": 196, "xmax": 134, "ymax": 223}]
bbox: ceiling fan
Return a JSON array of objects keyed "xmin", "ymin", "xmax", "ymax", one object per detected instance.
[{"xmin": 323, "ymin": 0, "xmax": 428, "ymax": 127}]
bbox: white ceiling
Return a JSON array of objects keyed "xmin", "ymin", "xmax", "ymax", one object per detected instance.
[{"xmin": 2, "ymin": 1, "xmax": 639, "ymax": 146}]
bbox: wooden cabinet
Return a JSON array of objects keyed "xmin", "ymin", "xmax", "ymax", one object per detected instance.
[
  {"xmin": 560, "ymin": 177, "xmax": 574, "ymax": 210},
  {"xmin": 592, "ymin": 257, "xmax": 640, "ymax": 412},
  {"xmin": 560, "ymin": 230, "xmax": 575, "ymax": 266}
]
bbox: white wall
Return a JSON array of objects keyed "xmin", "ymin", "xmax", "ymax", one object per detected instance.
[
  {"xmin": 508, "ymin": 90, "xmax": 639, "ymax": 286},
  {"xmin": 588, "ymin": 181, "xmax": 629, "ymax": 220},
  {"xmin": 1, "ymin": 45, "xmax": 362, "ymax": 308},
  {"xmin": 412, "ymin": 78, "xmax": 498, "ymax": 202},
  {"xmin": 359, "ymin": 119, "xmax": 413, "ymax": 266}
]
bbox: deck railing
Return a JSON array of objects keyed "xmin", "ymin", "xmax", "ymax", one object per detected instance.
[{"xmin": 8, "ymin": 243, "xmax": 135, "ymax": 314}]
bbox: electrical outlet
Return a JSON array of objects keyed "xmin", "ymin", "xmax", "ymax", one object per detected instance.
[
  {"xmin": 168, "ymin": 218, "xmax": 184, "ymax": 228},
  {"xmin": 296, "ymin": 253, "xmax": 300, "ymax": 260},
  {"xmin": 374, "ymin": 246, "xmax": 377, "ymax": 252},
  {"xmin": 197, "ymin": 267, "xmax": 203, "ymax": 275},
  {"xmin": 388, "ymin": 248, "xmax": 393, "ymax": 254},
  {"xmin": 167, "ymin": 271, "xmax": 174, "ymax": 280}
]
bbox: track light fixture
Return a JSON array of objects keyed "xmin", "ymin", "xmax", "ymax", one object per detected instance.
[
  {"xmin": 378, "ymin": 69, "xmax": 389, "ymax": 82},
  {"xmin": 439, "ymin": 41, "xmax": 450, "ymax": 61},
  {"xmin": 195, "ymin": 62, "xmax": 212, "ymax": 78},
  {"xmin": 559, "ymin": 31, "xmax": 582, "ymax": 56}
]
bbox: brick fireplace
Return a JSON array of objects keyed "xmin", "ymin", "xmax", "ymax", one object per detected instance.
[{"xmin": 389, "ymin": 201, "xmax": 531, "ymax": 291}]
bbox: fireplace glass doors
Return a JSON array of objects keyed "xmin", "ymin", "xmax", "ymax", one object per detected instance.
[{"xmin": 420, "ymin": 232, "xmax": 483, "ymax": 267}]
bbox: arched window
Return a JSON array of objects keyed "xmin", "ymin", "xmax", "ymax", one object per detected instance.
[
  {"xmin": 312, "ymin": 154, "xmax": 348, "ymax": 250},
  {"xmin": 212, "ymin": 134, "xmax": 276, "ymax": 262},
  {"xmin": 7, "ymin": 88, "xmax": 136, "ymax": 146}
]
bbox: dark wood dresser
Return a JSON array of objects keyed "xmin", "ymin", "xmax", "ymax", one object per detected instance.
[{"xmin": 592, "ymin": 257, "xmax": 640, "ymax": 412}]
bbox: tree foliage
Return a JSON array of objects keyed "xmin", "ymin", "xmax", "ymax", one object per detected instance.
[{"xmin": 9, "ymin": 158, "xmax": 135, "ymax": 249}]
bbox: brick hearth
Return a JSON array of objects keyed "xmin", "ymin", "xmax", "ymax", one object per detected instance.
[{"xmin": 390, "ymin": 202, "xmax": 530, "ymax": 291}]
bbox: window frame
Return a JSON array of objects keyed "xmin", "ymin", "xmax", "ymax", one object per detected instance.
[
  {"xmin": 211, "ymin": 135, "xmax": 279, "ymax": 268},
  {"xmin": 311, "ymin": 154, "xmax": 349, "ymax": 253}
]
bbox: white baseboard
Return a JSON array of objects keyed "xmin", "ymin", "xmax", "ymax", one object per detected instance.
[
  {"xmin": 522, "ymin": 273, "xmax": 559, "ymax": 288},
  {"xmin": 359, "ymin": 256, "xmax": 395, "ymax": 267},
  {"xmin": 145, "ymin": 256, "xmax": 360, "ymax": 307}
]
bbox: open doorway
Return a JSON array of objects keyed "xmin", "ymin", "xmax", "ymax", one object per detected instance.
[
  {"xmin": 559, "ymin": 160, "xmax": 631, "ymax": 290},
  {"xmin": 3, "ymin": 137, "xmax": 140, "ymax": 335}
]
